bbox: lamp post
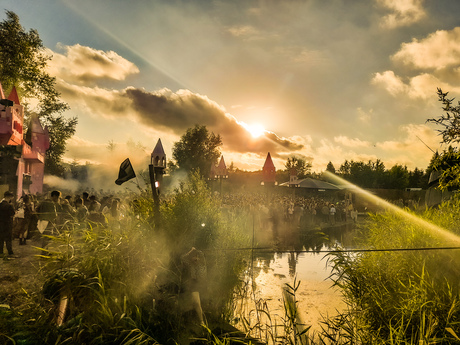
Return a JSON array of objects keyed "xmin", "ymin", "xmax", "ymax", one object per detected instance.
[{"xmin": 149, "ymin": 139, "xmax": 166, "ymax": 228}]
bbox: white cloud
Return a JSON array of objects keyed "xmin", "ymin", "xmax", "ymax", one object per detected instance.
[
  {"xmin": 47, "ymin": 44, "xmax": 139, "ymax": 83},
  {"xmin": 372, "ymin": 70, "xmax": 408, "ymax": 96},
  {"xmin": 378, "ymin": 0, "xmax": 426, "ymax": 29},
  {"xmin": 372, "ymin": 70, "xmax": 460, "ymax": 99},
  {"xmin": 393, "ymin": 27, "xmax": 460, "ymax": 69}
]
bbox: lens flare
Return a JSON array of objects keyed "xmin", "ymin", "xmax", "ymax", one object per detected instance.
[{"xmin": 323, "ymin": 171, "xmax": 460, "ymax": 245}]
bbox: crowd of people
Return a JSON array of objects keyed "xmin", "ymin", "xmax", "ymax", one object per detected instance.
[
  {"xmin": 220, "ymin": 192, "xmax": 360, "ymax": 246},
  {"xmin": 222, "ymin": 192, "xmax": 359, "ymax": 228},
  {"xmin": 0, "ymin": 188, "xmax": 362, "ymax": 258},
  {"xmin": 0, "ymin": 190, "xmax": 129, "ymax": 258}
]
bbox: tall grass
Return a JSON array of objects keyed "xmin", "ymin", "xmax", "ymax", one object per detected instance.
[
  {"xmin": 324, "ymin": 195, "xmax": 460, "ymax": 344},
  {"xmin": 0, "ymin": 172, "xmax": 252, "ymax": 344}
]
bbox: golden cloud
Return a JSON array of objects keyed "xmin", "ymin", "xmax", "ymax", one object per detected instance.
[
  {"xmin": 393, "ymin": 27, "xmax": 460, "ymax": 69},
  {"xmin": 378, "ymin": 0, "xmax": 426, "ymax": 29},
  {"xmin": 47, "ymin": 44, "xmax": 139, "ymax": 84}
]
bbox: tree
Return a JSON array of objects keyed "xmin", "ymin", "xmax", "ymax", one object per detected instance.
[
  {"xmin": 172, "ymin": 125, "xmax": 222, "ymax": 177},
  {"xmin": 338, "ymin": 159, "xmax": 386, "ymax": 188},
  {"xmin": 408, "ymin": 167, "xmax": 427, "ymax": 189},
  {"xmin": 0, "ymin": 10, "xmax": 77, "ymax": 175},
  {"xmin": 384, "ymin": 164, "xmax": 409, "ymax": 189},
  {"xmin": 426, "ymin": 89, "xmax": 460, "ymax": 190},
  {"xmin": 326, "ymin": 161, "xmax": 336, "ymax": 174},
  {"xmin": 284, "ymin": 155, "xmax": 311, "ymax": 179}
]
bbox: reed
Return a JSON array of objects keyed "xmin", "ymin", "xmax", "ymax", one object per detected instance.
[{"xmin": 324, "ymin": 195, "xmax": 460, "ymax": 344}]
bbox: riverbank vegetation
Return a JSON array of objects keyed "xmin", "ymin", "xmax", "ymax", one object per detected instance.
[
  {"xmin": 326, "ymin": 194, "xmax": 460, "ymax": 344},
  {"xmin": 3, "ymin": 171, "xmax": 460, "ymax": 344},
  {"xmin": 0, "ymin": 172, "xmax": 252, "ymax": 344}
]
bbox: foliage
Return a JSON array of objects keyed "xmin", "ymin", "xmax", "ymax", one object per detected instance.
[
  {"xmin": 338, "ymin": 159, "xmax": 386, "ymax": 188},
  {"xmin": 41, "ymin": 114, "xmax": 77, "ymax": 176},
  {"xmin": 427, "ymin": 88, "xmax": 460, "ymax": 145},
  {"xmin": 172, "ymin": 125, "xmax": 222, "ymax": 177},
  {"xmin": 0, "ymin": 10, "xmax": 77, "ymax": 176},
  {"xmin": 425, "ymin": 88, "xmax": 460, "ymax": 191},
  {"xmin": 325, "ymin": 161, "xmax": 336, "ymax": 174},
  {"xmin": 337, "ymin": 159, "xmax": 429, "ymax": 189},
  {"xmin": 0, "ymin": 172, "xmax": 255, "ymax": 344},
  {"xmin": 284, "ymin": 155, "xmax": 312, "ymax": 179},
  {"xmin": 161, "ymin": 171, "xmax": 250, "ymax": 319},
  {"xmin": 428, "ymin": 146, "xmax": 460, "ymax": 191},
  {"xmin": 325, "ymin": 195, "xmax": 460, "ymax": 343}
]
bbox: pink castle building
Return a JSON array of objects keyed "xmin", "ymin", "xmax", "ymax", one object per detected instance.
[{"xmin": 0, "ymin": 83, "xmax": 49, "ymax": 198}]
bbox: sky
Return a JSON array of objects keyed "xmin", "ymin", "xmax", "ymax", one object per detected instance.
[{"xmin": 4, "ymin": 0, "xmax": 460, "ymax": 178}]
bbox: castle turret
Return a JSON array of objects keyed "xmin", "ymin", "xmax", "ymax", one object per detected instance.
[
  {"xmin": 262, "ymin": 152, "xmax": 276, "ymax": 185},
  {"xmin": 151, "ymin": 138, "xmax": 166, "ymax": 169}
]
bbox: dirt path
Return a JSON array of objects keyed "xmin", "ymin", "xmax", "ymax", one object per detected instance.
[{"xmin": 0, "ymin": 237, "xmax": 48, "ymax": 308}]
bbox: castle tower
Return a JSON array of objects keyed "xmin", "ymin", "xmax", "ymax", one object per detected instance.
[{"xmin": 262, "ymin": 152, "xmax": 276, "ymax": 185}]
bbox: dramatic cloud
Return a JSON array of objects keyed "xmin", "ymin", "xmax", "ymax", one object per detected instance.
[
  {"xmin": 378, "ymin": 0, "xmax": 426, "ymax": 29},
  {"xmin": 57, "ymin": 80, "xmax": 304, "ymax": 157},
  {"xmin": 47, "ymin": 44, "xmax": 139, "ymax": 83},
  {"xmin": 126, "ymin": 87, "xmax": 304, "ymax": 155},
  {"xmin": 57, "ymin": 80, "xmax": 133, "ymax": 118},
  {"xmin": 393, "ymin": 27, "xmax": 460, "ymax": 69}
]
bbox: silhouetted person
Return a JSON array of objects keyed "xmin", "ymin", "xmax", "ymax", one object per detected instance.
[
  {"xmin": 17, "ymin": 194, "xmax": 34, "ymax": 245},
  {"xmin": 36, "ymin": 191, "xmax": 60, "ymax": 253},
  {"xmin": 0, "ymin": 191, "xmax": 16, "ymax": 257}
]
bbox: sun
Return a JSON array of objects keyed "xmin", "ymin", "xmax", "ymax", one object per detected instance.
[{"xmin": 243, "ymin": 122, "xmax": 266, "ymax": 138}]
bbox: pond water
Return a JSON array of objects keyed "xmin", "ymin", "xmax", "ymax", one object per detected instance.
[{"xmin": 235, "ymin": 222, "xmax": 359, "ymax": 335}]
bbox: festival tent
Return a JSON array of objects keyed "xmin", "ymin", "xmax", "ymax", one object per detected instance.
[{"xmin": 279, "ymin": 177, "xmax": 341, "ymax": 190}]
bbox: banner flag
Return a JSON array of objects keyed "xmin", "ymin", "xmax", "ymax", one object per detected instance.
[{"xmin": 115, "ymin": 158, "xmax": 136, "ymax": 185}]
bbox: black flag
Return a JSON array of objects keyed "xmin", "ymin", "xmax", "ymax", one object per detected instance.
[{"xmin": 115, "ymin": 158, "xmax": 136, "ymax": 185}]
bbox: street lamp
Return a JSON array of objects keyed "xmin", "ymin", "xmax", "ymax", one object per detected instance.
[{"xmin": 149, "ymin": 139, "xmax": 166, "ymax": 228}]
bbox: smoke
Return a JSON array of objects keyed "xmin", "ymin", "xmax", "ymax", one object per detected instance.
[{"xmin": 43, "ymin": 175, "xmax": 80, "ymax": 193}]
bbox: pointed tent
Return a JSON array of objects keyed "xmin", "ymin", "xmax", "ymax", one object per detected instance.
[
  {"xmin": 262, "ymin": 152, "xmax": 276, "ymax": 183},
  {"xmin": 215, "ymin": 155, "xmax": 227, "ymax": 177},
  {"xmin": 151, "ymin": 139, "xmax": 166, "ymax": 168}
]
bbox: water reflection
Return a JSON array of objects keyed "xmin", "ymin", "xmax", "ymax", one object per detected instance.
[{"xmin": 252, "ymin": 222, "xmax": 358, "ymax": 278}]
